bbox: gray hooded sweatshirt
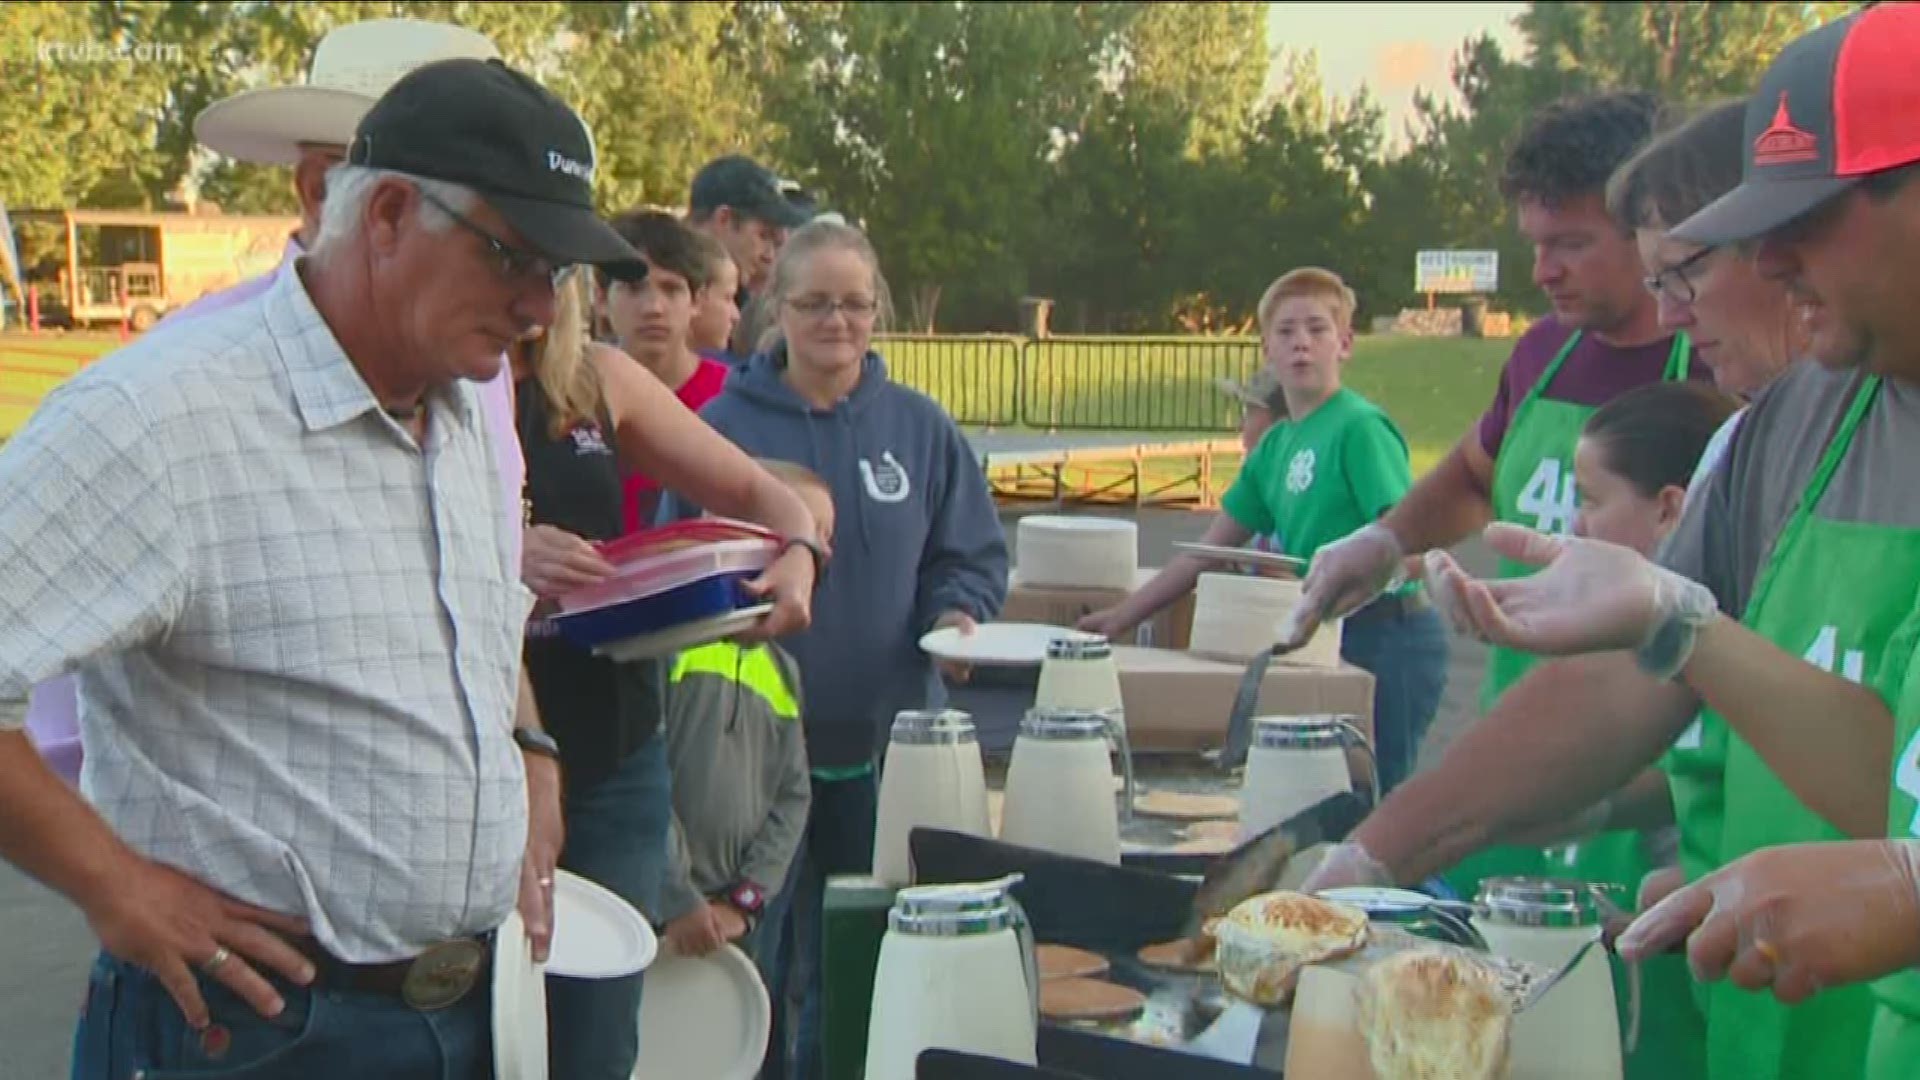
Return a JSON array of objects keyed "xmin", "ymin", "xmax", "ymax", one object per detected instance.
[{"xmin": 657, "ymin": 640, "xmax": 811, "ymax": 921}]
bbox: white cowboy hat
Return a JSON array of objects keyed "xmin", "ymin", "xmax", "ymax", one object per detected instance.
[{"xmin": 194, "ymin": 18, "xmax": 500, "ymax": 166}]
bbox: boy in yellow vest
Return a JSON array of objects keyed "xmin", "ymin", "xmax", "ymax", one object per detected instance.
[{"xmin": 656, "ymin": 461, "xmax": 826, "ymax": 960}]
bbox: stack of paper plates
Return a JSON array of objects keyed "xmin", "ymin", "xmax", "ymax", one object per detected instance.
[
  {"xmin": 548, "ymin": 870, "xmax": 659, "ymax": 979},
  {"xmin": 1016, "ymin": 516, "xmax": 1138, "ymax": 590},
  {"xmin": 493, "ymin": 909, "xmax": 549, "ymax": 1080},
  {"xmin": 633, "ymin": 945, "xmax": 771, "ymax": 1080}
]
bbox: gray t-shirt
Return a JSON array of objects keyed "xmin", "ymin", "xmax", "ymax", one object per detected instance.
[{"xmin": 1659, "ymin": 363, "xmax": 1920, "ymax": 617}]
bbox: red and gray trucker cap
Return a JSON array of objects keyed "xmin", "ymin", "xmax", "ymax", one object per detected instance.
[{"xmin": 1674, "ymin": 2, "xmax": 1920, "ymax": 246}]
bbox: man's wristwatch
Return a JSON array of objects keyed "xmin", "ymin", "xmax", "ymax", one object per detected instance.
[
  {"xmin": 727, "ymin": 881, "xmax": 767, "ymax": 930},
  {"xmin": 512, "ymin": 727, "xmax": 562, "ymax": 763}
]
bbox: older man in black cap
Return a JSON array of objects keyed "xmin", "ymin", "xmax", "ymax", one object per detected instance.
[{"xmin": 0, "ymin": 57, "xmax": 715, "ymax": 1079}]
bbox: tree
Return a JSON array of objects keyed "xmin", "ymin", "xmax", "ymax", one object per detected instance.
[
  {"xmin": 1117, "ymin": 1, "xmax": 1267, "ymax": 160},
  {"xmin": 756, "ymin": 1, "xmax": 1127, "ymax": 331},
  {"xmin": 1184, "ymin": 52, "xmax": 1382, "ymax": 326},
  {"xmin": 555, "ymin": 1, "xmax": 776, "ymax": 215},
  {"xmin": 1385, "ymin": 1, "xmax": 1859, "ymax": 316},
  {"xmin": 0, "ymin": 2, "xmax": 181, "ymax": 208}
]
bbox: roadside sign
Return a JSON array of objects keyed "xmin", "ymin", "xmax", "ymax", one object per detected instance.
[{"xmin": 1416, "ymin": 250, "xmax": 1498, "ymax": 294}]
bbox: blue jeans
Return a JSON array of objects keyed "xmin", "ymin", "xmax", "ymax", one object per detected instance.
[
  {"xmin": 71, "ymin": 951, "xmax": 492, "ymax": 1079},
  {"xmin": 546, "ymin": 735, "xmax": 674, "ymax": 1080},
  {"xmin": 1340, "ymin": 597, "xmax": 1449, "ymax": 796},
  {"xmin": 756, "ymin": 770, "xmax": 878, "ymax": 1080}
]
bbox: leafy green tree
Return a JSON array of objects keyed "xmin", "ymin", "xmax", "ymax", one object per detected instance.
[{"xmin": 756, "ymin": 1, "xmax": 1126, "ymax": 330}]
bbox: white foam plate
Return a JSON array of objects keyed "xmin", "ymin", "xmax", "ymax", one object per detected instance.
[
  {"xmin": 592, "ymin": 604, "xmax": 775, "ymax": 663},
  {"xmin": 1173, "ymin": 541, "xmax": 1307, "ymax": 572},
  {"xmin": 633, "ymin": 944, "xmax": 771, "ymax": 1080},
  {"xmin": 547, "ymin": 869, "xmax": 659, "ymax": 980},
  {"xmin": 917, "ymin": 622, "xmax": 1103, "ymax": 667},
  {"xmin": 493, "ymin": 908, "xmax": 549, "ymax": 1080}
]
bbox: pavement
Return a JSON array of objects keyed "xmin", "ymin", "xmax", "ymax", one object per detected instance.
[{"xmin": 0, "ymin": 506, "xmax": 1496, "ymax": 1077}]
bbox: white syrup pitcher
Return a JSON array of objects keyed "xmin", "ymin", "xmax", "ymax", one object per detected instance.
[
  {"xmin": 1471, "ymin": 877, "xmax": 1625, "ymax": 1080},
  {"xmin": 863, "ymin": 874, "xmax": 1039, "ymax": 1080},
  {"xmin": 1000, "ymin": 707, "xmax": 1134, "ymax": 863},
  {"xmin": 872, "ymin": 710, "xmax": 994, "ymax": 887}
]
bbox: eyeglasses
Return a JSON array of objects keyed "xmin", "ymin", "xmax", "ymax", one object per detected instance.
[
  {"xmin": 786, "ymin": 295, "xmax": 878, "ymax": 321},
  {"xmin": 1643, "ymin": 245, "xmax": 1718, "ymax": 305},
  {"xmin": 416, "ymin": 187, "xmax": 568, "ymax": 291}
]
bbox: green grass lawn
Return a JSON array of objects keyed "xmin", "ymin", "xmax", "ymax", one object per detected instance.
[
  {"xmin": 2, "ymin": 331, "xmax": 1510, "ymax": 475},
  {"xmin": 1342, "ymin": 335, "xmax": 1506, "ymax": 475},
  {"xmin": 0, "ymin": 334, "xmax": 117, "ymax": 441}
]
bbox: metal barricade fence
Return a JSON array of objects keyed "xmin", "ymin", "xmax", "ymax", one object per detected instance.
[
  {"xmin": 876, "ymin": 334, "xmax": 1023, "ymax": 426},
  {"xmin": 876, "ymin": 333, "xmax": 1262, "ymax": 431}
]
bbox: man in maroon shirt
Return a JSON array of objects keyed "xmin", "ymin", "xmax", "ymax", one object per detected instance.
[
  {"xmin": 1295, "ymin": 90, "xmax": 1709, "ymax": 647},
  {"xmin": 602, "ymin": 210, "xmax": 733, "ymax": 532}
]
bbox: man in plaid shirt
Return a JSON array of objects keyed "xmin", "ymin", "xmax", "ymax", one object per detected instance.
[{"xmin": 0, "ymin": 59, "xmax": 815, "ymax": 1079}]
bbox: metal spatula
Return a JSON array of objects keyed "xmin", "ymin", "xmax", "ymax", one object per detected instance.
[{"xmin": 1518, "ymin": 937, "xmax": 1599, "ymax": 1012}]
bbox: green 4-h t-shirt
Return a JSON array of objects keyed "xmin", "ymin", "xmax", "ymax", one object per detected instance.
[{"xmin": 1221, "ymin": 387, "xmax": 1415, "ymax": 592}]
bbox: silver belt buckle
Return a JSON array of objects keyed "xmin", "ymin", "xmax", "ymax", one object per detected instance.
[{"xmin": 402, "ymin": 938, "xmax": 486, "ymax": 1011}]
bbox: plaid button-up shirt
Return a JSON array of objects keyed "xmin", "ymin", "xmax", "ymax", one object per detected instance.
[{"xmin": 0, "ymin": 261, "xmax": 533, "ymax": 963}]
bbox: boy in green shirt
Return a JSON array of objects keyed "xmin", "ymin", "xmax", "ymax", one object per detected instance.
[{"xmin": 1083, "ymin": 267, "xmax": 1449, "ymax": 792}]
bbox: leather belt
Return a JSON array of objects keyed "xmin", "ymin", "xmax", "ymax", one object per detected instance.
[{"xmin": 290, "ymin": 934, "xmax": 494, "ymax": 1011}]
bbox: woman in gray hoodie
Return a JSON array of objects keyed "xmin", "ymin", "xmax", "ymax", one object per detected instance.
[{"xmin": 660, "ymin": 218, "xmax": 1008, "ymax": 1080}]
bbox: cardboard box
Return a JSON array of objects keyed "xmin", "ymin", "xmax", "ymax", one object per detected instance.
[
  {"xmin": 1112, "ymin": 645, "xmax": 1375, "ymax": 754},
  {"xmin": 1001, "ymin": 567, "xmax": 1196, "ymax": 650}
]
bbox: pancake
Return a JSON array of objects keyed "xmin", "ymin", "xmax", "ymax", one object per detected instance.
[
  {"xmin": 1171, "ymin": 836, "xmax": 1235, "ymax": 855},
  {"xmin": 1037, "ymin": 943, "xmax": 1110, "ymax": 982},
  {"xmin": 1039, "ymin": 977, "xmax": 1148, "ymax": 1024},
  {"xmin": 1207, "ymin": 890, "xmax": 1370, "ymax": 1006},
  {"xmin": 1137, "ymin": 937, "xmax": 1217, "ymax": 974},
  {"xmin": 1133, "ymin": 790, "xmax": 1240, "ymax": 821},
  {"xmin": 1359, "ymin": 947, "xmax": 1513, "ymax": 1080},
  {"xmin": 1184, "ymin": 819, "xmax": 1242, "ymax": 843}
]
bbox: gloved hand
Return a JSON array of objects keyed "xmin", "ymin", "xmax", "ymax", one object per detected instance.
[
  {"xmin": 1616, "ymin": 840, "xmax": 1920, "ymax": 1004},
  {"xmin": 1290, "ymin": 524, "xmax": 1406, "ymax": 647},
  {"xmin": 1424, "ymin": 522, "xmax": 1718, "ymax": 678},
  {"xmin": 1300, "ymin": 840, "xmax": 1394, "ymax": 894}
]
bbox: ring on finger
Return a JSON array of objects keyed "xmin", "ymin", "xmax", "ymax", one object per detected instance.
[
  {"xmin": 1753, "ymin": 939, "xmax": 1782, "ymax": 968},
  {"xmin": 200, "ymin": 946, "xmax": 232, "ymax": 976}
]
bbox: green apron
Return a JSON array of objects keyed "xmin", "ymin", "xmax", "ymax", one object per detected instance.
[
  {"xmin": 1705, "ymin": 377, "xmax": 1899, "ymax": 1080},
  {"xmin": 1447, "ymin": 329, "xmax": 1699, "ymax": 1079},
  {"xmin": 1660, "ymin": 708, "xmax": 1729, "ymax": 1018},
  {"xmin": 1866, "ymin": 580, "xmax": 1920, "ymax": 1079}
]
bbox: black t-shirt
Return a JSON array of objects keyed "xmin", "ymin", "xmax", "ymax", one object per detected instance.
[{"xmin": 517, "ymin": 377, "xmax": 666, "ymax": 790}]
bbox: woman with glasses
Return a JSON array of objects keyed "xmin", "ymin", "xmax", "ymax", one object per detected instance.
[
  {"xmin": 659, "ymin": 219, "xmax": 1009, "ymax": 1080},
  {"xmin": 1588, "ymin": 97, "xmax": 1809, "ymax": 930},
  {"xmin": 510, "ymin": 269, "xmax": 824, "ymax": 1080},
  {"xmin": 1612, "ymin": 101, "xmax": 1804, "ymax": 496}
]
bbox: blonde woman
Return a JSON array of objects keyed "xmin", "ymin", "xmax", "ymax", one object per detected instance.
[{"xmin": 512, "ymin": 268, "xmax": 824, "ymax": 1080}]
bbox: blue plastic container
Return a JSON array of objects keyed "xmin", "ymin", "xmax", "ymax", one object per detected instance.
[{"xmin": 549, "ymin": 570, "xmax": 758, "ymax": 651}]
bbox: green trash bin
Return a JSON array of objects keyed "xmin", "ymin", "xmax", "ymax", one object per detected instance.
[{"xmin": 822, "ymin": 874, "xmax": 902, "ymax": 1080}]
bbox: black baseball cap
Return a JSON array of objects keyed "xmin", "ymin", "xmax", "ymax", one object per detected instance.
[
  {"xmin": 1674, "ymin": 3, "xmax": 1920, "ymax": 245},
  {"xmin": 690, "ymin": 155, "xmax": 809, "ymax": 228},
  {"xmin": 347, "ymin": 57, "xmax": 648, "ymax": 280}
]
